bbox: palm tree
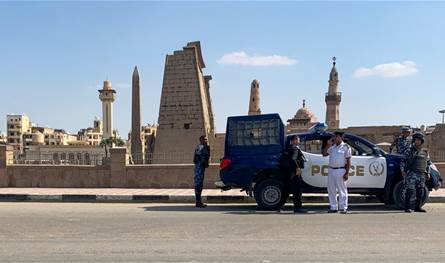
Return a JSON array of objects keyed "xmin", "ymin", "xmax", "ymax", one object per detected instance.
[{"xmin": 100, "ymin": 137, "xmax": 125, "ymax": 157}]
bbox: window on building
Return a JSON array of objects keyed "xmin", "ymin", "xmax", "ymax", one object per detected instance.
[
  {"xmin": 68, "ymin": 153, "xmax": 75, "ymax": 164},
  {"xmin": 84, "ymin": 153, "xmax": 91, "ymax": 165}
]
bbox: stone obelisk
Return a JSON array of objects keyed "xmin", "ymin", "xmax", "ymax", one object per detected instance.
[{"xmin": 131, "ymin": 66, "xmax": 143, "ymax": 163}]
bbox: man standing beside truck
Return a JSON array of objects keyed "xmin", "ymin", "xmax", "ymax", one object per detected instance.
[
  {"xmin": 193, "ymin": 135, "xmax": 210, "ymax": 208},
  {"xmin": 390, "ymin": 127, "xmax": 412, "ymax": 154},
  {"xmin": 400, "ymin": 132, "xmax": 431, "ymax": 213},
  {"xmin": 322, "ymin": 131, "xmax": 351, "ymax": 214},
  {"xmin": 280, "ymin": 135, "xmax": 307, "ymax": 213}
]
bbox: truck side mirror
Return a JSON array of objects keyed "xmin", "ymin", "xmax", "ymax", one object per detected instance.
[{"xmin": 372, "ymin": 147, "xmax": 382, "ymax": 157}]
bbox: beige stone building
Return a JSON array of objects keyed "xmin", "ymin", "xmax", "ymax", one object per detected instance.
[
  {"xmin": 77, "ymin": 119, "xmax": 103, "ymax": 146},
  {"xmin": 6, "ymin": 114, "xmax": 31, "ymax": 159},
  {"xmin": 24, "ymin": 127, "xmax": 77, "ymax": 147},
  {"xmin": 0, "ymin": 132, "xmax": 6, "ymax": 144},
  {"xmin": 286, "ymin": 100, "xmax": 318, "ymax": 134},
  {"xmin": 152, "ymin": 41, "xmax": 215, "ymax": 164}
]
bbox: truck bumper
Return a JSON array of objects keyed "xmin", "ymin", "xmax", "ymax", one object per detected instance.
[{"xmin": 215, "ymin": 180, "xmax": 232, "ymax": 191}]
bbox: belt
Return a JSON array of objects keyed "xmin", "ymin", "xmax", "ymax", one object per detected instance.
[{"xmin": 330, "ymin": 166, "xmax": 346, "ymax": 170}]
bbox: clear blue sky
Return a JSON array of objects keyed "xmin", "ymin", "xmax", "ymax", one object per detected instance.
[{"xmin": 1, "ymin": 2, "xmax": 444, "ymax": 136}]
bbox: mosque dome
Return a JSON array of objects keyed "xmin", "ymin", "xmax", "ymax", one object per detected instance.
[{"xmin": 293, "ymin": 100, "xmax": 318, "ymax": 123}]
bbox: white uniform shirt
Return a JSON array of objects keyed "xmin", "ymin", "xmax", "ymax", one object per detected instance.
[{"xmin": 327, "ymin": 142, "xmax": 352, "ymax": 168}]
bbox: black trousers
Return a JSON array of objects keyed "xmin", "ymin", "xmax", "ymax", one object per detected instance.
[
  {"xmin": 291, "ymin": 176, "xmax": 303, "ymax": 209},
  {"xmin": 281, "ymin": 174, "xmax": 302, "ymax": 209}
]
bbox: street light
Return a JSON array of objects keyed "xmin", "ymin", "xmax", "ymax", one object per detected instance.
[{"xmin": 439, "ymin": 110, "xmax": 445, "ymax": 124}]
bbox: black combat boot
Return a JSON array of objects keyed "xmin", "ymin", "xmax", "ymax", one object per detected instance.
[
  {"xmin": 195, "ymin": 185, "xmax": 207, "ymax": 208},
  {"xmin": 404, "ymin": 189, "xmax": 412, "ymax": 213},
  {"xmin": 414, "ymin": 188, "xmax": 426, "ymax": 213}
]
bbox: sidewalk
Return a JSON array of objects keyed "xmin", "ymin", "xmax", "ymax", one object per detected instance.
[{"xmin": 0, "ymin": 188, "xmax": 444, "ymax": 203}]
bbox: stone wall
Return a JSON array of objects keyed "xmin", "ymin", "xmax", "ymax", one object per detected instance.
[
  {"xmin": 3, "ymin": 164, "xmax": 219, "ymax": 189},
  {"xmin": 5, "ymin": 165, "xmax": 110, "ymax": 188},
  {"xmin": 428, "ymin": 124, "xmax": 445, "ymax": 162},
  {"xmin": 125, "ymin": 165, "xmax": 219, "ymax": 189},
  {"xmin": 0, "ymin": 145, "xmax": 219, "ymax": 188},
  {"xmin": 0, "ymin": 145, "xmax": 443, "ymax": 189}
]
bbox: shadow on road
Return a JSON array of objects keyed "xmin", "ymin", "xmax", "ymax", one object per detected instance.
[{"xmin": 141, "ymin": 203, "xmax": 404, "ymax": 215}]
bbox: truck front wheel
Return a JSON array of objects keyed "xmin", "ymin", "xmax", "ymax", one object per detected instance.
[
  {"xmin": 254, "ymin": 179, "xmax": 283, "ymax": 210},
  {"xmin": 392, "ymin": 180, "xmax": 429, "ymax": 209}
]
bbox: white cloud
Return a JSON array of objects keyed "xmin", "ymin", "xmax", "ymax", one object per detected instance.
[
  {"xmin": 217, "ymin": 51, "xmax": 298, "ymax": 66},
  {"xmin": 354, "ymin": 61, "xmax": 418, "ymax": 78}
]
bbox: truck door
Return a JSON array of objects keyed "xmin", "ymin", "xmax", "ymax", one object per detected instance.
[{"xmin": 300, "ymin": 138, "xmax": 387, "ymax": 189}]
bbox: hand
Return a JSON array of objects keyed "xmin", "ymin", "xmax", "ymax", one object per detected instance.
[
  {"xmin": 401, "ymin": 172, "xmax": 407, "ymax": 177},
  {"xmin": 343, "ymin": 172, "xmax": 348, "ymax": 181},
  {"xmin": 426, "ymin": 174, "xmax": 431, "ymax": 180},
  {"xmin": 296, "ymin": 168, "xmax": 302, "ymax": 177},
  {"xmin": 327, "ymin": 140, "xmax": 333, "ymax": 147}
]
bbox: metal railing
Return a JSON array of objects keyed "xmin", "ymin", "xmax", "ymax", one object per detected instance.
[
  {"xmin": 9, "ymin": 154, "xmax": 107, "ymax": 166},
  {"xmin": 430, "ymin": 151, "xmax": 445, "ymax": 163},
  {"xmin": 128, "ymin": 152, "xmax": 209, "ymax": 165}
]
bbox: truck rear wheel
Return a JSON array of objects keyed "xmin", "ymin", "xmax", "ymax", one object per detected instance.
[
  {"xmin": 254, "ymin": 179, "xmax": 283, "ymax": 210},
  {"xmin": 392, "ymin": 180, "xmax": 429, "ymax": 209}
]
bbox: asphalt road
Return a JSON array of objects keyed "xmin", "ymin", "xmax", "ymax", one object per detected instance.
[{"xmin": 0, "ymin": 202, "xmax": 444, "ymax": 262}]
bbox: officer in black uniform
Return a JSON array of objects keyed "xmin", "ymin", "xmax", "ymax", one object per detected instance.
[
  {"xmin": 193, "ymin": 136, "xmax": 211, "ymax": 208},
  {"xmin": 280, "ymin": 135, "xmax": 307, "ymax": 213},
  {"xmin": 400, "ymin": 132, "xmax": 431, "ymax": 213}
]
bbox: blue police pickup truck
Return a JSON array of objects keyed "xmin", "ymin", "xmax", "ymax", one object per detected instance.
[{"xmin": 215, "ymin": 113, "xmax": 442, "ymax": 210}]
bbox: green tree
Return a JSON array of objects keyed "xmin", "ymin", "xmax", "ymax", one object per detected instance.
[{"xmin": 100, "ymin": 137, "xmax": 125, "ymax": 157}]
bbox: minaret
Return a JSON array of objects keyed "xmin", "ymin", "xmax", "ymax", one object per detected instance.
[
  {"xmin": 325, "ymin": 57, "xmax": 341, "ymax": 129},
  {"xmin": 131, "ymin": 66, "xmax": 143, "ymax": 163},
  {"xmin": 248, "ymin": 79, "xmax": 261, "ymax": 115},
  {"xmin": 98, "ymin": 80, "xmax": 116, "ymax": 139}
]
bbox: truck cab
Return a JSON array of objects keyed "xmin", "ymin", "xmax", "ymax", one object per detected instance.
[{"xmin": 216, "ymin": 113, "xmax": 436, "ymax": 210}]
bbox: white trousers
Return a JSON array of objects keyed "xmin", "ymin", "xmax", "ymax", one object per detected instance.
[{"xmin": 327, "ymin": 168, "xmax": 348, "ymax": 210}]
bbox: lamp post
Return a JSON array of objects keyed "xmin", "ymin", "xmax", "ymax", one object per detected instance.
[{"xmin": 439, "ymin": 110, "xmax": 445, "ymax": 124}]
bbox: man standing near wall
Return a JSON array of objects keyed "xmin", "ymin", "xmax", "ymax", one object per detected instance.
[{"xmin": 193, "ymin": 136, "xmax": 210, "ymax": 208}]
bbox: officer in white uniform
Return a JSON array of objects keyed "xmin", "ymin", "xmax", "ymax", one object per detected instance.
[{"xmin": 322, "ymin": 131, "xmax": 352, "ymax": 214}]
